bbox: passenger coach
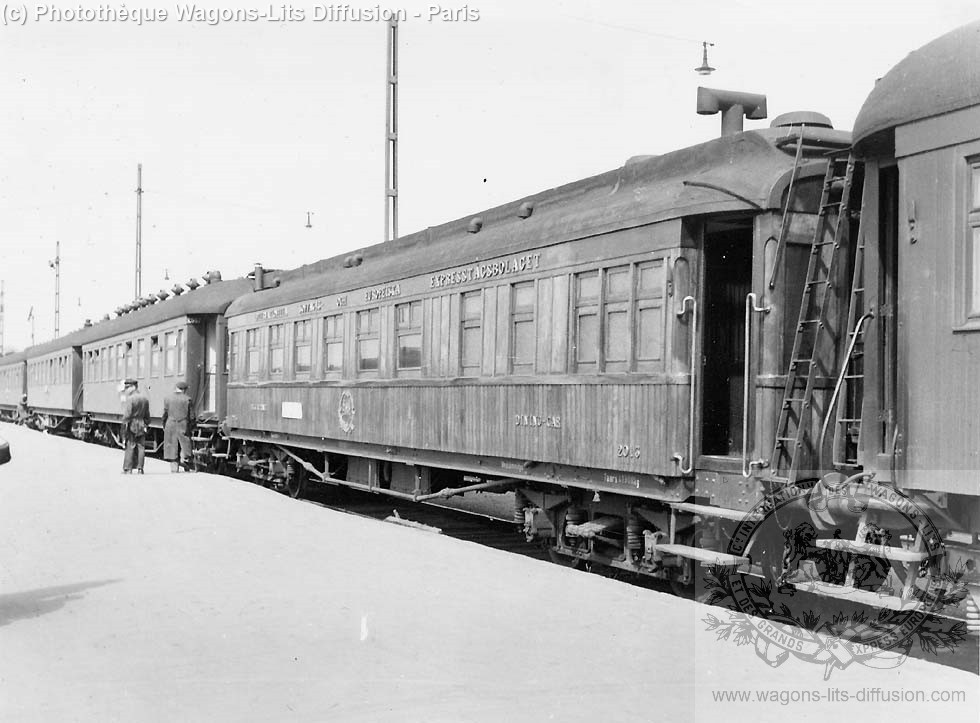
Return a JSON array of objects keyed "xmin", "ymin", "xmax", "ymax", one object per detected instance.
[
  {"xmin": 221, "ymin": 106, "xmax": 854, "ymax": 578},
  {"xmin": 0, "ymin": 351, "xmax": 28, "ymax": 422},
  {"xmin": 75, "ymin": 276, "xmax": 252, "ymax": 447}
]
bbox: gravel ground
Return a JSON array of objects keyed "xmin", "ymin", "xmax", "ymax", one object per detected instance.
[{"xmin": 0, "ymin": 422, "xmax": 976, "ymax": 722}]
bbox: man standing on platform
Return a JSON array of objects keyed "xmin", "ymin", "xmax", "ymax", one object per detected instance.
[
  {"xmin": 162, "ymin": 380, "xmax": 193, "ymax": 473},
  {"xmin": 121, "ymin": 379, "xmax": 150, "ymax": 474}
]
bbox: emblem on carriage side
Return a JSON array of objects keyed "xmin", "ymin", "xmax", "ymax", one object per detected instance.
[
  {"xmin": 701, "ymin": 476, "xmax": 970, "ymax": 679},
  {"xmin": 338, "ymin": 390, "xmax": 355, "ymax": 435}
]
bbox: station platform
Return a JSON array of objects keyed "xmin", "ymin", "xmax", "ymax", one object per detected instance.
[{"xmin": 0, "ymin": 422, "xmax": 976, "ymax": 722}]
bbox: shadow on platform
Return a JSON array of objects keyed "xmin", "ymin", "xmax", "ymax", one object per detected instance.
[{"xmin": 0, "ymin": 579, "xmax": 121, "ymax": 628}]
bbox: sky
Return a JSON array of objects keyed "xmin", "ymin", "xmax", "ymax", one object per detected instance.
[{"xmin": 1, "ymin": 0, "xmax": 977, "ymax": 351}]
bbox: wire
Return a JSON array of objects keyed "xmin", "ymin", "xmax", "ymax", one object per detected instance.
[{"xmin": 562, "ymin": 14, "xmax": 712, "ymax": 46}]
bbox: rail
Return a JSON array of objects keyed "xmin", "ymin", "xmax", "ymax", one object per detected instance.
[
  {"xmin": 671, "ymin": 295, "xmax": 697, "ymax": 475},
  {"xmin": 817, "ymin": 311, "xmax": 874, "ymax": 468},
  {"xmin": 742, "ymin": 292, "xmax": 771, "ymax": 477}
]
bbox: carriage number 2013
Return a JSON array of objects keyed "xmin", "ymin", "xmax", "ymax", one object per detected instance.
[{"xmin": 616, "ymin": 445, "xmax": 641, "ymax": 459}]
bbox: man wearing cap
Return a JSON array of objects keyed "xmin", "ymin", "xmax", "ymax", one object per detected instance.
[
  {"xmin": 162, "ymin": 380, "xmax": 194, "ymax": 472},
  {"xmin": 121, "ymin": 379, "xmax": 150, "ymax": 474}
]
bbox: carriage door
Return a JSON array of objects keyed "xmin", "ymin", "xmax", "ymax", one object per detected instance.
[
  {"xmin": 700, "ymin": 220, "xmax": 754, "ymax": 459},
  {"xmin": 200, "ymin": 317, "xmax": 219, "ymax": 415}
]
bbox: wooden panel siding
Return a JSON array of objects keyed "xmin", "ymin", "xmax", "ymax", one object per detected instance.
[
  {"xmin": 0, "ymin": 361, "xmax": 27, "ymax": 407},
  {"xmin": 227, "ymin": 380, "xmax": 687, "ymax": 476},
  {"xmin": 897, "ymin": 139, "xmax": 980, "ymax": 492}
]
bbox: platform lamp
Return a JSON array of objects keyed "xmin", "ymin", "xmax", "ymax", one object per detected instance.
[{"xmin": 695, "ymin": 41, "xmax": 715, "ymax": 76}]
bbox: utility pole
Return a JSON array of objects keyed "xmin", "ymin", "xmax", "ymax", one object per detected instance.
[
  {"xmin": 384, "ymin": 19, "xmax": 398, "ymax": 243},
  {"xmin": 135, "ymin": 163, "xmax": 143, "ymax": 298},
  {"xmin": 27, "ymin": 306, "xmax": 34, "ymax": 346},
  {"xmin": 48, "ymin": 241, "xmax": 60, "ymax": 337}
]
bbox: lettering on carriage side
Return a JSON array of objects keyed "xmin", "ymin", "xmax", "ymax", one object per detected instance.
[
  {"xmin": 365, "ymin": 284, "xmax": 401, "ymax": 302},
  {"xmin": 250, "ymin": 403, "xmax": 267, "ymax": 411},
  {"xmin": 298, "ymin": 300, "xmax": 324, "ymax": 315},
  {"xmin": 337, "ymin": 296, "xmax": 348, "ymax": 307},
  {"xmin": 430, "ymin": 252, "xmax": 542, "ymax": 289},
  {"xmin": 255, "ymin": 307, "xmax": 288, "ymax": 321},
  {"xmin": 603, "ymin": 473, "xmax": 641, "ymax": 489},
  {"xmin": 514, "ymin": 413, "xmax": 562, "ymax": 429}
]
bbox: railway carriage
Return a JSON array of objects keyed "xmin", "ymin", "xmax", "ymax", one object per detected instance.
[
  {"xmin": 221, "ymin": 107, "xmax": 856, "ymax": 583},
  {"xmin": 24, "ymin": 334, "xmax": 87, "ymax": 432},
  {"xmin": 843, "ymin": 22, "xmax": 980, "ymax": 591},
  {"xmin": 74, "ymin": 277, "xmax": 252, "ymax": 447},
  {"xmin": 0, "ymin": 351, "xmax": 28, "ymax": 422}
]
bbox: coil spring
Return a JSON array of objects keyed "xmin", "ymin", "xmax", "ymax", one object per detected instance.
[
  {"xmin": 565, "ymin": 508, "xmax": 585, "ymax": 526},
  {"xmin": 514, "ymin": 491, "xmax": 528, "ymax": 524},
  {"xmin": 626, "ymin": 517, "xmax": 644, "ymax": 552}
]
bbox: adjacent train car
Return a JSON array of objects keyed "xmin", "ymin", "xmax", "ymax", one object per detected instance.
[
  {"xmin": 24, "ymin": 329, "xmax": 95, "ymax": 432},
  {"xmin": 0, "ymin": 351, "xmax": 28, "ymax": 422},
  {"xmin": 75, "ymin": 277, "xmax": 252, "ymax": 446},
  {"xmin": 845, "ymin": 22, "xmax": 980, "ymax": 584},
  {"xmin": 220, "ymin": 108, "xmax": 854, "ymax": 582}
]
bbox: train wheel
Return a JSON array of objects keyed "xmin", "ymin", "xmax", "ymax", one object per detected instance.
[{"xmin": 285, "ymin": 464, "xmax": 307, "ymax": 499}]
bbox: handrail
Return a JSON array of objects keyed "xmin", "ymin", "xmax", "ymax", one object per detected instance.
[
  {"xmin": 672, "ymin": 295, "xmax": 697, "ymax": 475},
  {"xmin": 818, "ymin": 311, "xmax": 874, "ymax": 468},
  {"xmin": 767, "ymin": 132, "xmax": 805, "ymax": 290},
  {"xmin": 742, "ymin": 292, "xmax": 771, "ymax": 477}
]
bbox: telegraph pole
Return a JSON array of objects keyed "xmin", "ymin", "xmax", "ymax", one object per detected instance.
[
  {"xmin": 384, "ymin": 20, "xmax": 398, "ymax": 243},
  {"xmin": 135, "ymin": 163, "xmax": 143, "ymax": 298},
  {"xmin": 49, "ymin": 241, "xmax": 60, "ymax": 337}
]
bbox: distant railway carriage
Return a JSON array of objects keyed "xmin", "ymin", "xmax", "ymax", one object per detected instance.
[
  {"xmin": 73, "ymin": 277, "xmax": 252, "ymax": 445},
  {"xmin": 25, "ymin": 338, "xmax": 84, "ymax": 431},
  {"xmin": 0, "ymin": 352, "xmax": 28, "ymax": 421}
]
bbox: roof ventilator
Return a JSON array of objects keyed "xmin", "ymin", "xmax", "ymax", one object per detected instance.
[{"xmin": 696, "ymin": 87, "xmax": 767, "ymax": 136}]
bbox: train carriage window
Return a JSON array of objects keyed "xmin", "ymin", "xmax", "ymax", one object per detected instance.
[
  {"xmin": 460, "ymin": 291, "xmax": 482, "ymax": 376},
  {"xmin": 137, "ymin": 339, "xmax": 146, "ymax": 378},
  {"xmin": 968, "ymin": 162, "xmax": 980, "ymax": 319},
  {"xmin": 164, "ymin": 332, "xmax": 176, "ymax": 376},
  {"xmin": 635, "ymin": 260, "xmax": 666, "ymax": 368},
  {"xmin": 150, "ymin": 336, "xmax": 161, "ymax": 377},
  {"xmin": 356, "ymin": 309, "xmax": 380, "ymax": 373},
  {"xmin": 269, "ymin": 323, "xmax": 285, "ymax": 377},
  {"xmin": 511, "ymin": 281, "xmax": 536, "ymax": 374},
  {"xmin": 574, "ymin": 271, "xmax": 600, "ymax": 371},
  {"xmin": 395, "ymin": 301, "xmax": 422, "ymax": 372},
  {"xmin": 604, "ymin": 266, "xmax": 631, "ymax": 372},
  {"xmin": 124, "ymin": 342, "xmax": 134, "ymax": 379},
  {"xmin": 323, "ymin": 315, "xmax": 344, "ymax": 376},
  {"xmin": 116, "ymin": 344, "xmax": 125, "ymax": 380},
  {"xmin": 177, "ymin": 329, "xmax": 185, "ymax": 375},
  {"xmin": 246, "ymin": 328, "xmax": 262, "ymax": 380},
  {"xmin": 228, "ymin": 331, "xmax": 240, "ymax": 382},
  {"xmin": 293, "ymin": 320, "xmax": 312, "ymax": 377}
]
